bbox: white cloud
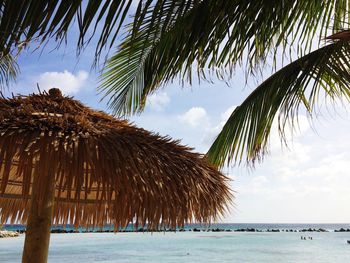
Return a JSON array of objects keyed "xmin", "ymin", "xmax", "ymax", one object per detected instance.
[
  {"xmin": 239, "ymin": 176, "xmax": 269, "ymax": 195},
  {"xmin": 37, "ymin": 70, "xmax": 88, "ymax": 95},
  {"xmin": 224, "ymin": 110, "xmax": 350, "ymax": 223},
  {"xmin": 147, "ymin": 92, "xmax": 170, "ymax": 111},
  {"xmin": 178, "ymin": 107, "xmax": 208, "ymax": 127}
]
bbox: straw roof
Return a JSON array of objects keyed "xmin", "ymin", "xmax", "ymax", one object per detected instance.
[{"xmin": 0, "ymin": 88, "xmax": 231, "ymax": 230}]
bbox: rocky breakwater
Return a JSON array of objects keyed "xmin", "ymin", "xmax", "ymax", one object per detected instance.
[
  {"xmin": 0, "ymin": 230, "xmax": 19, "ymax": 238},
  {"xmin": 334, "ymin": 228, "xmax": 350, "ymax": 232}
]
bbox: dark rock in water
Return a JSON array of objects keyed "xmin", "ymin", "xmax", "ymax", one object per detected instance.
[
  {"xmin": 193, "ymin": 228, "xmax": 200, "ymax": 232},
  {"xmin": 235, "ymin": 228, "xmax": 256, "ymax": 232},
  {"xmin": 212, "ymin": 228, "xmax": 226, "ymax": 232},
  {"xmin": 300, "ymin": 228, "xmax": 316, "ymax": 232},
  {"xmin": 225, "ymin": 229, "xmax": 232, "ymax": 232},
  {"xmin": 51, "ymin": 229, "xmax": 67, "ymax": 234}
]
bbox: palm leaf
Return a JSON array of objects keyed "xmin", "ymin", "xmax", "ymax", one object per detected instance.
[
  {"xmin": 99, "ymin": 2, "xmax": 196, "ymax": 115},
  {"xmin": 0, "ymin": 0, "xmax": 135, "ymax": 61},
  {"xmin": 0, "ymin": 52, "xmax": 18, "ymax": 89},
  {"xmin": 206, "ymin": 41, "xmax": 350, "ymax": 167},
  {"xmin": 100, "ymin": 0, "xmax": 350, "ymax": 115},
  {"xmin": 0, "ymin": 0, "xmax": 194, "ymax": 61},
  {"xmin": 0, "ymin": 0, "xmax": 348, "ymax": 63}
]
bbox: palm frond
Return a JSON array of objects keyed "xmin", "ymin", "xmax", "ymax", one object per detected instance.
[
  {"xmin": 99, "ymin": 36, "xmax": 153, "ymax": 116},
  {"xmin": 100, "ymin": 0, "xmax": 350, "ymax": 115},
  {"xmin": 0, "ymin": 52, "xmax": 18, "ymax": 89},
  {"xmin": 0, "ymin": 0, "xmax": 135, "ymax": 60},
  {"xmin": 206, "ymin": 41, "xmax": 350, "ymax": 167},
  {"xmin": 99, "ymin": 1, "xmax": 196, "ymax": 115},
  {"xmin": 0, "ymin": 0, "xmax": 196, "ymax": 61},
  {"xmin": 0, "ymin": 0, "xmax": 348, "ymax": 63}
]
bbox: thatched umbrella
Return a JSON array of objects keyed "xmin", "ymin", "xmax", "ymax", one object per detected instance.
[{"xmin": 0, "ymin": 88, "xmax": 231, "ymax": 263}]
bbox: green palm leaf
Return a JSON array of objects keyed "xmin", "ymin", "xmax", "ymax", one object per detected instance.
[
  {"xmin": 100, "ymin": 0, "xmax": 350, "ymax": 115},
  {"xmin": 99, "ymin": 2, "xmax": 196, "ymax": 115},
  {"xmin": 0, "ymin": 0, "xmax": 196, "ymax": 61},
  {"xmin": 0, "ymin": 0, "xmax": 348, "ymax": 64},
  {"xmin": 206, "ymin": 41, "xmax": 350, "ymax": 167},
  {"xmin": 0, "ymin": 52, "xmax": 18, "ymax": 89},
  {"xmin": 0, "ymin": 0, "xmax": 135, "ymax": 60}
]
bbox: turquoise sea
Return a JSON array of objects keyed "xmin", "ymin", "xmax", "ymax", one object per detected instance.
[{"xmin": 1, "ymin": 224, "xmax": 350, "ymax": 262}]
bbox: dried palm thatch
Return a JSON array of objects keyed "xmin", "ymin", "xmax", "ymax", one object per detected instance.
[{"xmin": 0, "ymin": 88, "xmax": 231, "ymax": 231}]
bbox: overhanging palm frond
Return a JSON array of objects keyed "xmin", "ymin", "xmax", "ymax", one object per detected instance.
[
  {"xmin": 99, "ymin": 1, "xmax": 197, "ymax": 115},
  {"xmin": 99, "ymin": 36, "xmax": 152, "ymax": 116},
  {"xmin": 100, "ymin": 0, "xmax": 350, "ymax": 115},
  {"xmin": 0, "ymin": 0, "xmax": 197, "ymax": 61},
  {"xmin": 206, "ymin": 41, "xmax": 350, "ymax": 167},
  {"xmin": 0, "ymin": 0, "xmax": 135, "ymax": 60},
  {"xmin": 0, "ymin": 53, "xmax": 18, "ymax": 89},
  {"xmin": 0, "ymin": 0, "xmax": 348, "ymax": 65}
]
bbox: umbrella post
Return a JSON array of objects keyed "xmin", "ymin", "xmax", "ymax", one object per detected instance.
[{"xmin": 22, "ymin": 172, "xmax": 55, "ymax": 263}]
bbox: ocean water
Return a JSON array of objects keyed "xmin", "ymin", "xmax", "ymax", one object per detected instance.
[{"xmin": 1, "ymin": 224, "xmax": 350, "ymax": 262}]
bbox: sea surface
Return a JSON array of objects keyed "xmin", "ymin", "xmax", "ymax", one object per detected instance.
[{"xmin": 1, "ymin": 224, "xmax": 350, "ymax": 262}]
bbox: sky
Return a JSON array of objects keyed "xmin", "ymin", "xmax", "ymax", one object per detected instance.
[{"xmin": 7, "ymin": 12, "xmax": 350, "ymax": 224}]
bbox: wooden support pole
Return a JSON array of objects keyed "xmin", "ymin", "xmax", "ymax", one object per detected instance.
[{"xmin": 22, "ymin": 172, "xmax": 55, "ymax": 263}]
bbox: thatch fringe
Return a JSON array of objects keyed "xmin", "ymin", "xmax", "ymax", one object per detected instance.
[{"xmin": 0, "ymin": 90, "xmax": 232, "ymax": 229}]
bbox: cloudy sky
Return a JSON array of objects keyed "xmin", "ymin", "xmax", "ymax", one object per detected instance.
[{"xmin": 7, "ymin": 16, "xmax": 350, "ymax": 224}]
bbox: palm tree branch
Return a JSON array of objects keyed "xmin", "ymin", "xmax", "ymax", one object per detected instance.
[
  {"xmin": 100, "ymin": 0, "xmax": 350, "ymax": 115},
  {"xmin": 0, "ymin": 1, "xmax": 348, "ymax": 66},
  {"xmin": 0, "ymin": 52, "xmax": 18, "ymax": 89},
  {"xmin": 206, "ymin": 41, "xmax": 350, "ymax": 167},
  {"xmin": 99, "ymin": 2, "xmax": 200, "ymax": 115},
  {"xmin": 0, "ymin": 0, "xmax": 135, "ymax": 61}
]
